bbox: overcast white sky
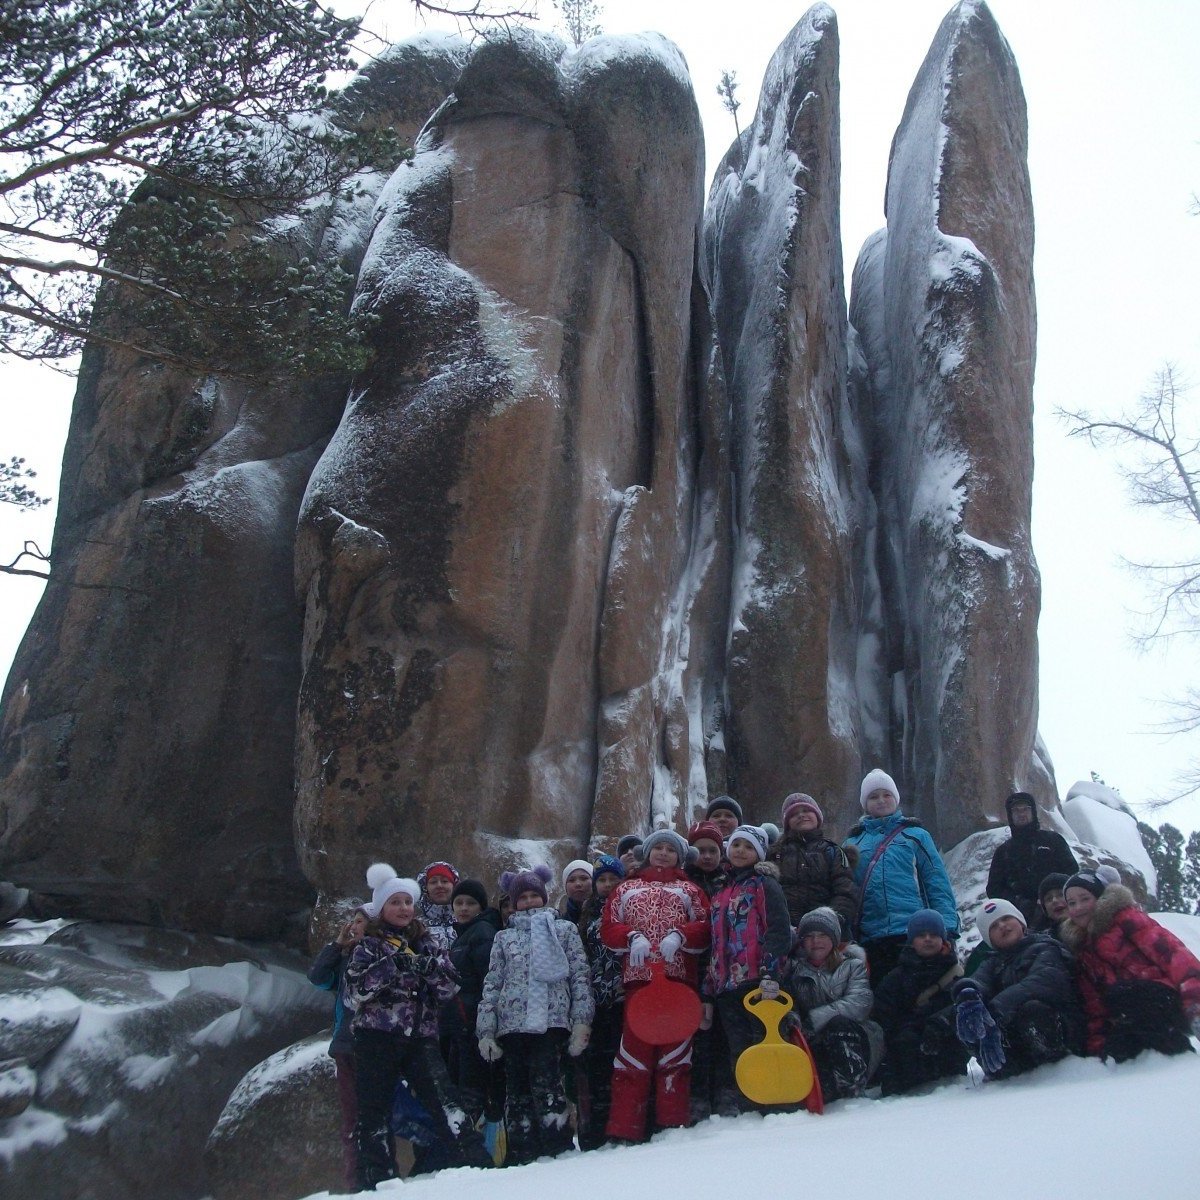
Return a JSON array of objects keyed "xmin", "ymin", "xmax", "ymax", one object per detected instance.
[{"xmin": 2, "ymin": 0, "xmax": 1198, "ymax": 833}]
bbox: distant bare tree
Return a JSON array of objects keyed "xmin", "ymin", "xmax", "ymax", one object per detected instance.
[{"xmin": 553, "ymin": 0, "xmax": 602, "ymax": 45}]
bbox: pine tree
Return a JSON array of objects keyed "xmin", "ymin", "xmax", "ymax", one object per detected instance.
[
  {"xmin": 1139, "ymin": 820, "xmax": 1188, "ymax": 912},
  {"xmin": 1184, "ymin": 830, "xmax": 1200, "ymax": 915}
]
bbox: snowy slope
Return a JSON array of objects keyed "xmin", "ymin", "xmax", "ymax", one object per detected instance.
[{"xmin": 295, "ymin": 1050, "xmax": 1200, "ymax": 1200}]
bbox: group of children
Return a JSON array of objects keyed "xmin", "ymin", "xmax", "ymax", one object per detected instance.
[{"xmin": 310, "ymin": 771, "xmax": 1200, "ymax": 1192}]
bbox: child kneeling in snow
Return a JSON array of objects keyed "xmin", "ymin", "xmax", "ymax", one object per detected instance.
[
  {"xmin": 476, "ymin": 865, "xmax": 594, "ymax": 1165},
  {"xmin": 783, "ymin": 906, "xmax": 884, "ymax": 1100},
  {"xmin": 871, "ymin": 909, "xmax": 966, "ymax": 1095},
  {"xmin": 951, "ymin": 898, "xmax": 1083, "ymax": 1080},
  {"xmin": 1060, "ymin": 866, "xmax": 1200, "ymax": 1061},
  {"xmin": 345, "ymin": 864, "xmax": 491, "ymax": 1190},
  {"xmin": 601, "ymin": 829, "xmax": 710, "ymax": 1141}
]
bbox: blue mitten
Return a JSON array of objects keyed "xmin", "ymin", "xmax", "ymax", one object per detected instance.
[{"xmin": 955, "ymin": 991, "xmax": 1007, "ymax": 1074}]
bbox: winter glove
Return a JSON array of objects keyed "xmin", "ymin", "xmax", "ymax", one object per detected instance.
[
  {"xmin": 700, "ymin": 1002, "xmax": 714, "ymax": 1032},
  {"xmin": 568, "ymin": 1023, "xmax": 591, "ymax": 1057},
  {"xmin": 758, "ymin": 976, "xmax": 781, "ymax": 1001},
  {"xmin": 659, "ymin": 930, "xmax": 683, "ymax": 963},
  {"xmin": 409, "ymin": 954, "xmax": 438, "ymax": 977},
  {"xmin": 478, "ymin": 1036, "xmax": 503, "ymax": 1063},
  {"xmin": 628, "ymin": 933, "xmax": 651, "ymax": 968},
  {"xmin": 955, "ymin": 992, "xmax": 1006, "ymax": 1075}
]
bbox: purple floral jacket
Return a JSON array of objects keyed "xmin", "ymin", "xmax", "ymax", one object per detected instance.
[{"xmin": 345, "ymin": 928, "xmax": 459, "ymax": 1038}]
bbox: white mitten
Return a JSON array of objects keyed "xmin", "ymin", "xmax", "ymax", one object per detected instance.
[
  {"xmin": 628, "ymin": 933, "xmax": 651, "ymax": 968},
  {"xmin": 478, "ymin": 1035, "xmax": 503, "ymax": 1062},
  {"xmin": 659, "ymin": 930, "xmax": 683, "ymax": 963},
  {"xmin": 568, "ymin": 1023, "xmax": 591, "ymax": 1057}
]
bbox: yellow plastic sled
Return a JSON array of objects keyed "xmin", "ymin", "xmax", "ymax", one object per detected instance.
[{"xmin": 734, "ymin": 987, "xmax": 817, "ymax": 1106}]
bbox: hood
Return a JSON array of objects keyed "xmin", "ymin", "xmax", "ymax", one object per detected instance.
[
  {"xmin": 1058, "ymin": 882, "xmax": 1137, "ymax": 948},
  {"xmin": 1005, "ymin": 791, "xmax": 1040, "ymax": 833}
]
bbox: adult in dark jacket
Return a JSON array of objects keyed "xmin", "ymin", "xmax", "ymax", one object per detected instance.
[
  {"xmin": 446, "ymin": 879, "xmax": 504, "ymax": 1126},
  {"xmin": 768, "ymin": 793, "xmax": 857, "ymax": 933},
  {"xmin": 985, "ymin": 792, "xmax": 1077, "ymax": 927},
  {"xmin": 953, "ymin": 898, "xmax": 1083, "ymax": 1078},
  {"xmin": 871, "ymin": 909, "xmax": 966, "ymax": 1095}
]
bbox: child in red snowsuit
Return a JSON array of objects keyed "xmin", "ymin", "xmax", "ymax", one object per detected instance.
[{"xmin": 600, "ymin": 829, "xmax": 710, "ymax": 1141}]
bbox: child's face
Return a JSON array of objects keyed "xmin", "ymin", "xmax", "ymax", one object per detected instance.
[
  {"xmin": 452, "ymin": 895, "xmax": 482, "ymax": 923},
  {"xmin": 349, "ymin": 912, "xmax": 369, "ymax": 940},
  {"xmin": 381, "ymin": 892, "xmax": 415, "ymax": 927},
  {"xmin": 910, "ymin": 931, "xmax": 944, "ymax": 958},
  {"xmin": 620, "ymin": 847, "xmax": 641, "ymax": 869},
  {"xmin": 726, "ymin": 838, "xmax": 758, "ymax": 869},
  {"xmin": 803, "ymin": 932, "xmax": 834, "ymax": 966},
  {"xmin": 864, "ymin": 788, "xmax": 898, "ymax": 818},
  {"xmin": 594, "ymin": 872, "xmax": 620, "ymax": 899},
  {"xmin": 425, "ymin": 875, "xmax": 454, "ymax": 904},
  {"xmin": 647, "ymin": 842, "xmax": 679, "ymax": 869},
  {"xmin": 565, "ymin": 869, "xmax": 593, "ymax": 904},
  {"xmin": 786, "ymin": 808, "xmax": 820, "ymax": 835},
  {"xmin": 693, "ymin": 838, "xmax": 723, "ymax": 872},
  {"xmin": 1066, "ymin": 887, "xmax": 1097, "ymax": 928},
  {"xmin": 515, "ymin": 889, "xmax": 545, "ymax": 911},
  {"xmin": 709, "ymin": 809, "xmax": 739, "ymax": 838},
  {"xmin": 988, "ymin": 915, "xmax": 1025, "ymax": 950},
  {"xmin": 1041, "ymin": 889, "xmax": 1068, "ymax": 922}
]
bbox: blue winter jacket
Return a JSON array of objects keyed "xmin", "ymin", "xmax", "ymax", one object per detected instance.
[{"xmin": 843, "ymin": 812, "xmax": 959, "ymax": 941}]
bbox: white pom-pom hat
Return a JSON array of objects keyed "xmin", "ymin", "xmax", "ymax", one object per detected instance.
[{"xmin": 363, "ymin": 862, "xmax": 421, "ymax": 919}]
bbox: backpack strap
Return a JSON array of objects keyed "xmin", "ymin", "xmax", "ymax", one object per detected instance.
[{"xmin": 854, "ymin": 824, "xmax": 908, "ymax": 937}]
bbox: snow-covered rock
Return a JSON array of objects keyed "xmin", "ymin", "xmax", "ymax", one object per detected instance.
[
  {"xmin": 206, "ymin": 1034, "xmax": 342, "ymax": 1200},
  {"xmin": 0, "ymin": 922, "xmax": 331, "ymax": 1200},
  {"xmin": 1061, "ymin": 791, "xmax": 1157, "ymax": 894},
  {"xmin": 703, "ymin": 5, "xmax": 870, "ymax": 825},
  {"xmin": 847, "ymin": 0, "xmax": 1046, "ymax": 844}
]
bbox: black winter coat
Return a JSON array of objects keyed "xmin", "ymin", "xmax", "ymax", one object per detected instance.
[
  {"xmin": 965, "ymin": 931, "xmax": 1083, "ymax": 1040},
  {"xmin": 445, "ymin": 908, "xmax": 503, "ymax": 1036},
  {"xmin": 985, "ymin": 813, "xmax": 1077, "ymax": 927},
  {"xmin": 768, "ymin": 832, "xmax": 858, "ymax": 930},
  {"xmin": 686, "ymin": 863, "xmax": 730, "ymax": 900},
  {"xmin": 871, "ymin": 944, "xmax": 962, "ymax": 1039}
]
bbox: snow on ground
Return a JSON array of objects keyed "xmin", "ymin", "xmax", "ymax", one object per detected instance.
[{"xmin": 298, "ymin": 1049, "xmax": 1200, "ymax": 1200}]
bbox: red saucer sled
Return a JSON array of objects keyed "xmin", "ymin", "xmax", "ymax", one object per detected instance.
[{"xmin": 625, "ymin": 960, "xmax": 703, "ymax": 1045}]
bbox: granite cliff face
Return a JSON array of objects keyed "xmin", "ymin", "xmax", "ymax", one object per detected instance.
[{"xmin": 0, "ymin": 3, "xmax": 1051, "ymax": 936}]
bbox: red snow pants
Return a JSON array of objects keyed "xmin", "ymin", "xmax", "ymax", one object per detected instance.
[{"xmin": 605, "ymin": 1009, "xmax": 693, "ymax": 1141}]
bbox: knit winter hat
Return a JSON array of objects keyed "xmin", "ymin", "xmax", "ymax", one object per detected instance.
[
  {"xmin": 781, "ymin": 792, "xmax": 823, "ymax": 826},
  {"xmin": 797, "ymin": 906, "xmax": 842, "ymax": 944},
  {"xmin": 592, "ymin": 854, "xmax": 625, "ymax": 881},
  {"xmin": 687, "ymin": 820, "xmax": 725, "ymax": 847},
  {"xmin": 727, "ymin": 824, "xmax": 769, "ymax": 863},
  {"xmin": 418, "ymin": 861, "xmax": 459, "ymax": 891},
  {"xmin": 975, "ymin": 898, "xmax": 1027, "ymax": 947},
  {"xmin": 363, "ymin": 863, "xmax": 421, "ymax": 919},
  {"xmin": 706, "ymin": 794, "xmax": 744, "ymax": 823},
  {"xmin": 500, "ymin": 864, "xmax": 554, "ymax": 907},
  {"xmin": 1064, "ymin": 864, "xmax": 1121, "ymax": 899},
  {"xmin": 639, "ymin": 828, "xmax": 691, "ymax": 867},
  {"xmin": 616, "ymin": 834, "xmax": 644, "ymax": 858},
  {"xmin": 906, "ymin": 908, "xmax": 947, "ymax": 942},
  {"xmin": 860, "ymin": 768, "xmax": 900, "ymax": 811},
  {"xmin": 762, "ymin": 822, "xmax": 781, "ymax": 846},
  {"xmin": 562, "ymin": 859, "xmax": 594, "ymax": 885},
  {"xmin": 451, "ymin": 879, "xmax": 488, "ymax": 909},
  {"xmin": 1038, "ymin": 872, "xmax": 1071, "ymax": 902}
]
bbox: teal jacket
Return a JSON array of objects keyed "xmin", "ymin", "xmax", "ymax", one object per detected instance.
[{"xmin": 843, "ymin": 812, "xmax": 959, "ymax": 941}]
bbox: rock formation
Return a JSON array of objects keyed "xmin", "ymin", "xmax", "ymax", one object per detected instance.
[
  {"xmin": 847, "ymin": 0, "xmax": 1048, "ymax": 844},
  {"xmin": 0, "ymin": 3, "xmax": 1052, "ymax": 936},
  {"xmin": 704, "ymin": 5, "xmax": 871, "ymax": 829},
  {"xmin": 293, "ymin": 30, "xmax": 730, "ymax": 906}
]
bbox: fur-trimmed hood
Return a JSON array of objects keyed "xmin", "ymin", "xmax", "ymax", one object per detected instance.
[
  {"xmin": 1059, "ymin": 883, "xmax": 1137, "ymax": 949},
  {"xmin": 754, "ymin": 860, "xmax": 781, "ymax": 880}
]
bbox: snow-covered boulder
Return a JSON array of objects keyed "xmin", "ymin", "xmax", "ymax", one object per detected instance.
[
  {"xmin": 0, "ymin": 922, "xmax": 331, "ymax": 1200},
  {"xmin": 703, "ymin": 5, "xmax": 871, "ymax": 824},
  {"xmin": 1061, "ymin": 787, "xmax": 1156, "ymax": 895},
  {"xmin": 294, "ymin": 27, "xmax": 730, "ymax": 903},
  {"xmin": 847, "ymin": 0, "xmax": 1047, "ymax": 845},
  {"xmin": 206, "ymin": 1034, "xmax": 342, "ymax": 1200}
]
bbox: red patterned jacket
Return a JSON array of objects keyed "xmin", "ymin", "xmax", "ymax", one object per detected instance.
[
  {"xmin": 600, "ymin": 866, "xmax": 710, "ymax": 987},
  {"xmin": 1061, "ymin": 883, "xmax": 1200, "ymax": 1053}
]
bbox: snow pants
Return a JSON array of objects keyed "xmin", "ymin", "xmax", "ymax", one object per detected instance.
[
  {"xmin": 879, "ymin": 1008, "xmax": 967, "ymax": 1096},
  {"xmin": 606, "ymin": 1007, "xmax": 693, "ymax": 1141},
  {"xmin": 499, "ymin": 1029, "xmax": 572, "ymax": 1165},
  {"xmin": 577, "ymin": 1004, "xmax": 623, "ymax": 1150},
  {"xmin": 332, "ymin": 1052, "xmax": 358, "ymax": 1192},
  {"xmin": 991, "ymin": 999, "xmax": 1076, "ymax": 1077},
  {"xmin": 352, "ymin": 1028, "xmax": 490, "ymax": 1190},
  {"xmin": 1101, "ymin": 980, "xmax": 1195, "ymax": 1062},
  {"xmin": 808, "ymin": 1016, "xmax": 874, "ymax": 1100}
]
